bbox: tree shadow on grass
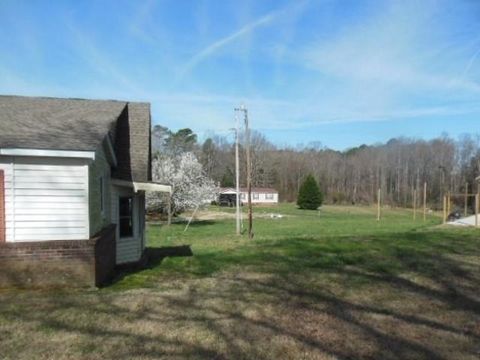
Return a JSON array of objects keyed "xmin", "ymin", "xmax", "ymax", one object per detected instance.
[
  {"xmin": 1, "ymin": 228, "xmax": 479, "ymax": 359},
  {"xmin": 123, "ymin": 227, "xmax": 480, "ymax": 327},
  {"xmin": 146, "ymin": 229, "xmax": 480, "ymax": 316},
  {"xmin": 146, "ymin": 245, "xmax": 193, "ymax": 266},
  {"xmin": 149, "ymin": 220, "xmax": 217, "ymax": 227},
  {"xmin": 1, "ymin": 265, "xmax": 478, "ymax": 359},
  {"xmin": 109, "ymin": 245, "xmax": 193, "ymax": 286}
]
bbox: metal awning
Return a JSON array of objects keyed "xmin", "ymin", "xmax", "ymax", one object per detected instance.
[
  {"xmin": 112, "ymin": 179, "xmax": 172, "ymax": 194},
  {"xmin": 133, "ymin": 182, "xmax": 171, "ymax": 193}
]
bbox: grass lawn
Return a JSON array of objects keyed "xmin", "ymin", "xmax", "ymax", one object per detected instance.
[{"xmin": 1, "ymin": 204, "xmax": 480, "ymax": 359}]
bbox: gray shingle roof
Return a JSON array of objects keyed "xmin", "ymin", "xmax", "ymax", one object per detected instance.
[
  {"xmin": 0, "ymin": 95, "xmax": 126, "ymax": 151},
  {"xmin": 0, "ymin": 95, "xmax": 152, "ymax": 182}
]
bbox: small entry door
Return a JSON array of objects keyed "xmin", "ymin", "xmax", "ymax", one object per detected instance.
[
  {"xmin": 114, "ymin": 188, "xmax": 142, "ymax": 264},
  {"xmin": 119, "ymin": 196, "xmax": 134, "ymax": 239}
]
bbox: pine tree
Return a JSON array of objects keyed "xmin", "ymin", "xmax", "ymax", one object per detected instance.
[{"xmin": 297, "ymin": 174, "xmax": 323, "ymax": 210}]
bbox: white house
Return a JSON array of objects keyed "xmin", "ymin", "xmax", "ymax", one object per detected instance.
[
  {"xmin": 219, "ymin": 187, "xmax": 279, "ymax": 205},
  {"xmin": 0, "ymin": 95, "xmax": 170, "ymax": 287}
]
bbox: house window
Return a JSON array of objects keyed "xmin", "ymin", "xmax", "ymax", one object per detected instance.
[
  {"xmin": 119, "ymin": 197, "xmax": 134, "ymax": 238},
  {"xmin": 253, "ymin": 193, "xmax": 259, "ymax": 200},
  {"xmin": 265, "ymin": 193, "xmax": 274, "ymax": 200},
  {"xmin": 241, "ymin": 193, "xmax": 246, "ymax": 200}
]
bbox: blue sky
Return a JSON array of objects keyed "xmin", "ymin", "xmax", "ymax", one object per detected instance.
[{"xmin": 1, "ymin": 0, "xmax": 479, "ymax": 150}]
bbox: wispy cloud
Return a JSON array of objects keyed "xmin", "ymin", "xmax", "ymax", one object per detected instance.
[
  {"xmin": 289, "ymin": 0, "xmax": 480, "ymax": 127},
  {"xmin": 302, "ymin": 3, "xmax": 435, "ymax": 87},
  {"xmin": 461, "ymin": 45, "xmax": 480, "ymax": 78},
  {"xmin": 178, "ymin": 15, "xmax": 273, "ymax": 78},
  {"xmin": 149, "ymin": 91, "xmax": 296, "ymax": 132},
  {"xmin": 178, "ymin": 1, "xmax": 309, "ymax": 79},
  {"xmin": 290, "ymin": 103, "xmax": 480, "ymax": 128},
  {"xmin": 65, "ymin": 19, "xmax": 147, "ymax": 98},
  {"xmin": 128, "ymin": 0, "xmax": 157, "ymax": 45},
  {"xmin": 1, "ymin": 0, "xmax": 480, "ymax": 149}
]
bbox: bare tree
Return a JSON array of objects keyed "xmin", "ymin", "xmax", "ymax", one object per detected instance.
[{"xmin": 156, "ymin": 126, "xmax": 480, "ymax": 208}]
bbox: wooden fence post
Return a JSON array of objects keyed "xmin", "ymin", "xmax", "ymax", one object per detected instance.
[
  {"xmin": 413, "ymin": 188, "xmax": 417, "ymax": 221},
  {"xmin": 475, "ymin": 194, "xmax": 479, "ymax": 228},
  {"xmin": 167, "ymin": 193, "xmax": 172, "ymax": 226},
  {"xmin": 443, "ymin": 195, "xmax": 447, "ymax": 224},
  {"xmin": 423, "ymin": 182, "xmax": 427, "ymax": 222},
  {"xmin": 377, "ymin": 188, "xmax": 381, "ymax": 221},
  {"xmin": 447, "ymin": 192, "xmax": 451, "ymax": 216}
]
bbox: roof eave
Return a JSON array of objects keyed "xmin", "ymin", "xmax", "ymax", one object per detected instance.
[{"xmin": 0, "ymin": 148, "xmax": 96, "ymax": 160}]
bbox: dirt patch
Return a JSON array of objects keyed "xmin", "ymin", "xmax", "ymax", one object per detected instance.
[{"xmin": 193, "ymin": 211, "xmax": 237, "ymax": 221}]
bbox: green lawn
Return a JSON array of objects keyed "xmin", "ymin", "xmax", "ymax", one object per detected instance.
[{"xmin": 1, "ymin": 204, "xmax": 480, "ymax": 359}]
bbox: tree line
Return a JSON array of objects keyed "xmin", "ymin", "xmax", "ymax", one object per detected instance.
[{"xmin": 152, "ymin": 125, "xmax": 480, "ymax": 209}]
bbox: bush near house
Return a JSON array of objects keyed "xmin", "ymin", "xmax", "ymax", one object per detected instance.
[{"xmin": 297, "ymin": 174, "xmax": 323, "ymax": 209}]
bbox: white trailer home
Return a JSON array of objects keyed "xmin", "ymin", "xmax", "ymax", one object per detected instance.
[
  {"xmin": 219, "ymin": 187, "xmax": 279, "ymax": 205},
  {"xmin": 0, "ymin": 95, "xmax": 170, "ymax": 287}
]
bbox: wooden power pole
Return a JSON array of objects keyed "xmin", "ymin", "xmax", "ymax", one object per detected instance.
[
  {"xmin": 234, "ymin": 115, "xmax": 241, "ymax": 236},
  {"xmin": 235, "ymin": 106, "xmax": 253, "ymax": 239}
]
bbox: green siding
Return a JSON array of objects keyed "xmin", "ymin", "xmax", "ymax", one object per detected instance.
[{"xmin": 89, "ymin": 147, "xmax": 111, "ymax": 237}]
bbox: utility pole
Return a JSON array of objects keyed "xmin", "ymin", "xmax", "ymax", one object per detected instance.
[
  {"xmin": 234, "ymin": 113, "xmax": 241, "ymax": 235},
  {"xmin": 235, "ymin": 105, "xmax": 253, "ymax": 239}
]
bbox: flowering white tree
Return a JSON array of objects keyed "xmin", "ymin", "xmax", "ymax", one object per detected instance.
[{"xmin": 147, "ymin": 152, "xmax": 217, "ymax": 216}]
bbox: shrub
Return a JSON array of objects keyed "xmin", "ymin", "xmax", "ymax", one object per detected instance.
[{"xmin": 297, "ymin": 175, "xmax": 323, "ymax": 210}]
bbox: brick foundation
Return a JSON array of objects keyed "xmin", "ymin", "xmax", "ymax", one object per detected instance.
[{"xmin": 0, "ymin": 224, "xmax": 116, "ymax": 288}]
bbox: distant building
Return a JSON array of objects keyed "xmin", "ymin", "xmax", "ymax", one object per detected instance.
[{"xmin": 218, "ymin": 187, "xmax": 279, "ymax": 205}]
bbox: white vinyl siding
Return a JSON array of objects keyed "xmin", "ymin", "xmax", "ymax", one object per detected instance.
[
  {"xmin": 241, "ymin": 192, "xmax": 278, "ymax": 204},
  {"xmin": 1, "ymin": 156, "xmax": 89, "ymax": 242},
  {"xmin": 220, "ymin": 189, "xmax": 278, "ymax": 204},
  {"xmin": 255, "ymin": 192, "xmax": 278, "ymax": 203}
]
